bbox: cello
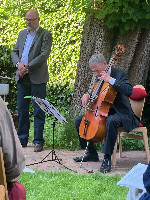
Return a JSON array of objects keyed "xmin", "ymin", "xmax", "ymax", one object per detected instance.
[{"xmin": 79, "ymin": 45, "xmax": 125, "ymax": 143}]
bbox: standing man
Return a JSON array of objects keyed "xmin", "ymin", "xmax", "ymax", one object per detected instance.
[
  {"xmin": 73, "ymin": 53, "xmax": 140, "ymax": 173},
  {"xmin": 11, "ymin": 9, "xmax": 52, "ymax": 152}
]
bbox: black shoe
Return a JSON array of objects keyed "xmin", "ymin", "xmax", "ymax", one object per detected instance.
[
  {"xmin": 99, "ymin": 159, "xmax": 111, "ymax": 173},
  {"xmin": 73, "ymin": 152, "xmax": 99, "ymax": 162},
  {"xmin": 21, "ymin": 144, "xmax": 27, "ymax": 148},
  {"xmin": 34, "ymin": 144, "xmax": 43, "ymax": 152}
]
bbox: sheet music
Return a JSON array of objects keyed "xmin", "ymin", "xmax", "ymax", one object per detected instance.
[
  {"xmin": 32, "ymin": 97, "xmax": 67, "ymax": 123},
  {"xmin": 117, "ymin": 163, "xmax": 148, "ymax": 189}
]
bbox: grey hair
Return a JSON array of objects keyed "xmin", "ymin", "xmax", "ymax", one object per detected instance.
[{"xmin": 89, "ymin": 53, "xmax": 106, "ymax": 66}]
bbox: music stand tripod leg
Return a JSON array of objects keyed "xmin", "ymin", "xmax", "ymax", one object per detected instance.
[{"xmin": 40, "ymin": 119, "xmax": 61, "ymax": 162}]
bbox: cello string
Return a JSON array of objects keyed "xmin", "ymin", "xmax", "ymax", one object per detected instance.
[
  {"xmin": 91, "ymin": 57, "xmax": 115, "ymax": 101},
  {"xmin": 87, "ymin": 84, "xmax": 110, "ymax": 110},
  {"xmin": 89, "ymin": 45, "xmax": 125, "ymax": 104}
]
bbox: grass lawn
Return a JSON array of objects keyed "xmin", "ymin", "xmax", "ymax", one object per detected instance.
[{"xmin": 19, "ymin": 170, "xmax": 129, "ymax": 200}]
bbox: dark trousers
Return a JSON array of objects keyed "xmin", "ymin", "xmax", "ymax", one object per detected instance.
[
  {"xmin": 17, "ymin": 80, "xmax": 46, "ymax": 146},
  {"xmin": 75, "ymin": 113, "xmax": 122, "ymax": 156}
]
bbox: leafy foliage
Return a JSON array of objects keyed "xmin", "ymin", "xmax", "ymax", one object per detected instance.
[
  {"xmin": 0, "ymin": 0, "xmax": 85, "ymax": 112},
  {"xmin": 29, "ymin": 113, "xmax": 81, "ymax": 150},
  {"xmin": 121, "ymin": 133, "xmax": 148, "ymax": 151},
  {"xmin": 0, "ymin": 45, "xmax": 17, "ymax": 111},
  {"xmin": 70, "ymin": 0, "xmax": 150, "ymax": 33},
  {"xmin": 28, "ymin": 113, "xmax": 147, "ymax": 151}
]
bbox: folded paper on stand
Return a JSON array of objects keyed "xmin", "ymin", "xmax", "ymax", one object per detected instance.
[
  {"xmin": 117, "ymin": 163, "xmax": 148, "ymax": 189},
  {"xmin": 32, "ymin": 97, "xmax": 67, "ymax": 122}
]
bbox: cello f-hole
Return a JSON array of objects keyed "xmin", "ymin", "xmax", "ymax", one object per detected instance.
[
  {"xmin": 95, "ymin": 106, "xmax": 99, "ymax": 117},
  {"xmin": 83, "ymin": 119, "xmax": 88, "ymax": 136}
]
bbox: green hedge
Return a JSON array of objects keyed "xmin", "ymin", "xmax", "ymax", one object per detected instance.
[{"xmin": 0, "ymin": 0, "xmax": 85, "ymax": 112}]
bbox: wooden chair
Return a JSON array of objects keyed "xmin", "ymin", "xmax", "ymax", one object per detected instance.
[
  {"xmin": 0, "ymin": 148, "xmax": 9, "ymax": 200},
  {"xmin": 112, "ymin": 85, "xmax": 149, "ymax": 166}
]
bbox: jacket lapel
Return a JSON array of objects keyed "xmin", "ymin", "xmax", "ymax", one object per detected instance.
[
  {"xmin": 110, "ymin": 67, "xmax": 117, "ymax": 79},
  {"xmin": 30, "ymin": 27, "xmax": 43, "ymax": 49}
]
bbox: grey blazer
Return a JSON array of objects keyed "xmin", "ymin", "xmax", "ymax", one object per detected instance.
[{"xmin": 11, "ymin": 27, "xmax": 52, "ymax": 84}]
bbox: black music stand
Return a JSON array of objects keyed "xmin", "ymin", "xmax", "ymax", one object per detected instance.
[{"xmin": 32, "ymin": 97, "xmax": 67, "ymax": 163}]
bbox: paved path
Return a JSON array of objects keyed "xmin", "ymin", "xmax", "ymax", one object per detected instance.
[{"xmin": 23, "ymin": 145, "xmax": 148, "ymax": 175}]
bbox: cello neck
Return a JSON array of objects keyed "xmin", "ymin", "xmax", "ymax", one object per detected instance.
[
  {"xmin": 91, "ymin": 79, "xmax": 103, "ymax": 102},
  {"xmin": 91, "ymin": 57, "xmax": 114, "ymax": 102},
  {"xmin": 90, "ymin": 45, "xmax": 125, "ymax": 102}
]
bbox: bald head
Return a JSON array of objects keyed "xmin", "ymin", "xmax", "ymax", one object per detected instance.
[
  {"xmin": 25, "ymin": 9, "xmax": 40, "ymax": 33},
  {"xmin": 26, "ymin": 9, "xmax": 39, "ymax": 18}
]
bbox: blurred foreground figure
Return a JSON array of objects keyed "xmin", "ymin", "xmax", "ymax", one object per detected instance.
[{"xmin": 0, "ymin": 96, "xmax": 26, "ymax": 200}]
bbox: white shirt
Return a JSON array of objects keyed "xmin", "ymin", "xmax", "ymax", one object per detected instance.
[{"xmin": 21, "ymin": 27, "xmax": 39, "ymax": 64}]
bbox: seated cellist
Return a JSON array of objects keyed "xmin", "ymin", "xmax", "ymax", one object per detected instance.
[{"xmin": 73, "ymin": 53, "xmax": 141, "ymax": 173}]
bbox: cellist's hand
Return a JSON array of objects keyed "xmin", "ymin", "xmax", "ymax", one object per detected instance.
[
  {"xmin": 98, "ymin": 71, "xmax": 112, "ymax": 83},
  {"xmin": 81, "ymin": 94, "xmax": 90, "ymax": 107}
]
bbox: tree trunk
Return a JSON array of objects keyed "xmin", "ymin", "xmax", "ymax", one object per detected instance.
[{"xmin": 70, "ymin": 15, "xmax": 150, "ymax": 115}]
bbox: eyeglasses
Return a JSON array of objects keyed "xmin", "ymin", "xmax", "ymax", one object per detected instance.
[{"xmin": 25, "ymin": 18, "xmax": 37, "ymax": 22}]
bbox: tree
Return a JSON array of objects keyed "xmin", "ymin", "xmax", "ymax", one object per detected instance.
[{"xmin": 70, "ymin": 0, "xmax": 150, "ymax": 131}]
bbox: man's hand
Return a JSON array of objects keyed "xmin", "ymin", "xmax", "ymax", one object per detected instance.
[
  {"xmin": 98, "ymin": 71, "xmax": 112, "ymax": 83},
  {"xmin": 17, "ymin": 62, "xmax": 29, "ymax": 78},
  {"xmin": 81, "ymin": 94, "xmax": 90, "ymax": 107}
]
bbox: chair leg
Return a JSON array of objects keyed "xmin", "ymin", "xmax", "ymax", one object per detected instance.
[
  {"xmin": 142, "ymin": 128, "xmax": 150, "ymax": 164},
  {"xmin": 112, "ymin": 140, "xmax": 117, "ymax": 166},
  {"xmin": 118, "ymin": 133, "xmax": 122, "ymax": 158}
]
